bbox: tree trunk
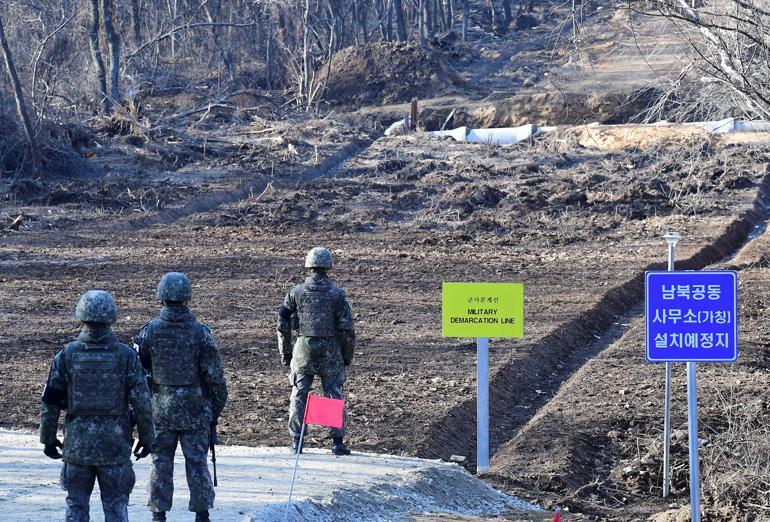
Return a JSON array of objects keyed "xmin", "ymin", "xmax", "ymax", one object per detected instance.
[
  {"xmin": 435, "ymin": 0, "xmax": 444, "ymax": 31},
  {"xmin": 102, "ymin": 0, "xmax": 121, "ymax": 111},
  {"xmin": 443, "ymin": 0, "xmax": 454, "ymax": 31},
  {"xmin": 489, "ymin": 0, "xmax": 498, "ymax": 27},
  {"xmin": 373, "ymin": 0, "xmax": 385, "ymax": 40},
  {"xmin": 352, "ymin": 0, "xmax": 360, "ymax": 45},
  {"xmin": 418, "ymin": 0, "xmax": 426, "ymax": 45},
  {"xmin": 0, "ymin": 13, "xmax": 42, "ymax": 172},
  {"xmin": 169, "ymin": 0, "xmax": 177, "ymax": 57},
  {"xmin": 130, "ymin": 0, "xmax": 142, "ymax": 46},
  {"xmin": 358, "ymin": 1, "xmax": 369, "ymax": 44},
  {"xmin": 502, "ymin": 0, "xmax": 512, "ymax": 26},
  {"xmin": 204, "ymin": 0, "xmax": 236, "ymax": 81},
  {"xmin": 88, "ymin": 0, "xmax": 108, "ymax": 114},
  {"xmin": 463, "ymin": 0, "xmax": 469, "ymax": 41},
  {"xmin": 266, "ymin": 5, "xmax": 274, "ymax": 89},
  {"xmin": 394, "ymin": 0, "xmax": 407, "ymax": 42},
  {"xmin": 302, "ymin": 0, "xmax": 311, "ymax": 105},
  {"xmin": 328, "ymin": 0, "xmax": 342, "ymax": 53}
]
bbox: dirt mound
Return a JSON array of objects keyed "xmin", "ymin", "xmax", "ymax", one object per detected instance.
[
  {"xmin": 0, "ymin": 108, "xmax": 91, "ymax": 179},
  {"xmin": 415, "ymin": 88, "xmax": 665, "ymax": 131},
  {"xmin": 570, "ymin": 124, "xmax": 710, "ymax": 150},
  {"xmin": 471, "ymin": 90, "xmax": 657, "ymax": 127},
  {"xmin": 318, "ymin": 42, "xmax": 463, "ymax": 107}
]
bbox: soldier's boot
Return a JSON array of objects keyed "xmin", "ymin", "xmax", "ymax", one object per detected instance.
[
  {"xmin": 195, "ymin": 510, "xmax": 211, "ymax": 522},
  {"xmin": 291, "ymin": 435, "xmax": 304, "ymax": 454},
  {"xmin": 331, "ymin": 437, "xmax": 351, "ymax": 456},
  {"xmin": 152, "ymin": 512, "xmax": 166, "ymax": 521}
]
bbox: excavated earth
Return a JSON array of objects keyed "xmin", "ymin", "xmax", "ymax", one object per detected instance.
[
  {"xmin": 1, "ymin": 120, "xmax": 770, "ymax": 519},
  {"xmin": 2, "ymin": 3, "xmax": 770, "ymax": 520},
  {"xmin": 486, "ymin": 185, "xmax": 770, "ymax": 521}
]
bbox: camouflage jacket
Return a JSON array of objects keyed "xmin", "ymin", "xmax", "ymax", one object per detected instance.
[
  {"xmin": 39, "ymin": 325, "xmax": 155, "ymax": 466},
  {"xmin": 278, "ymin": 273, "xmax": 356, "ymax": 377},
  {"xmin": 136, "ymin": 305, "xmax": 228, "ymax": 431}
]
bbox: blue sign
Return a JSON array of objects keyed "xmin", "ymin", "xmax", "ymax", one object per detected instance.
[{"xmin": 646, "ymin": 271, "xmax": 738, "ymax": 362}]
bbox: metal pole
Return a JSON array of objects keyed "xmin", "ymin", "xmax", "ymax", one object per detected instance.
[
  {"xmin": 284, "ymin": 421, "xmax": 306, "ymax": 521},
  {"xmin": 662, "ymin": 232, "xmax": 680, "ymax": 498},
  {"xmin": 663, "ymin": 361, "xmax": 672, "ymax": 498},
  {"xmin": 477, "ymin": 337, "xmax": 489, "ymax": 475},
  {"xmin": 285, "ymin": 395, "xmax": 311, "ymax": 522},
  {"xmin": 687, "ymin": 362, "xmax": 701, "ymax": 522}
]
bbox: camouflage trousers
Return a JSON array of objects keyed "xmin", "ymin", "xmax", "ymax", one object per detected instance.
[
  {"xmin": 149, "ymin": 427, "xmax": 214, "ymax": 513},
  {"xmin": 289, "ymin": 373, "xmax": 347, "ymax": 439},
  {"xmin": 59, "ymin": 461, "xmax": 135, "ymax": 522}
]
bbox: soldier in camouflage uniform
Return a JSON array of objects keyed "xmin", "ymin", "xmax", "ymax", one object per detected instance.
[
  {"xmin": 135, "ymin": 272, "xmax": 228, "ymax": 522},
  {"xmin": 278, "ymin": 247, "xmax": 356, "ymax": 456},
  {"xmin": 39, "ymin": 290, "xmax": 155, "ymax": 522}
]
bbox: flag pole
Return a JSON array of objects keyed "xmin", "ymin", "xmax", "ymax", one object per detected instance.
[{"xmin": 285, "ymin": 395, "xmax": 311, "ymax": 522}]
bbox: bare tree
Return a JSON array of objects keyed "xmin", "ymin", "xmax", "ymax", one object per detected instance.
[
  {"xmin": 0, "ymin": 0, "xmax": 520, "ymax": 117},
  {"xmin": 88, "ymin": 0, "xmax": 108, "ymax": 114},
  {"xmin": 645, "ymin": 0, "xmax": 770, "ymax": 119},
  {"xmin": 266, "ymin": 3, "xmax": 275, "ymax": 89},
  {"xmin": 102, "ymin": 0, "xmax": 120, "ymax": 110},
  {"xmin": 0, "ymin": 10, "xmax": 42, "ymax": 172},
  {"xmin": 463, "ymin": 0, "xmax": 469, "ymax": 41},
  {"xmin": 130, "ymin": 0, "xmax": 142, "ymax": 46}
]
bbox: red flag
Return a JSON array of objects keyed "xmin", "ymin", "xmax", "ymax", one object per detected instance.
[
  {"xmin": 553, "ymin": 507, "xmax": 561, "ymax": 522},
  {"xmin": 303, "ymin": 394, "xmax": 345, "ymax": 429}
]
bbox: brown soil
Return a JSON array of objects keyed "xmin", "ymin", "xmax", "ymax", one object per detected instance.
[
  {"xmin": 1, "ymin": 121, "xmax": 769, "ymax": 520},
  {"xmin": 318, "ymin": 42, "xmax": 465, "ymax": 107},
  {"xmin": 486, "ymin": 212, "xmax": 770, "ymax": 520},
  {"xmin": 2, "ymin": 4, "xmax": 770, "ymax": 521}
]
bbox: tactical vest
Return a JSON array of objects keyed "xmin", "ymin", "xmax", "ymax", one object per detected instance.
[
  {"xmin": 296, "ymin": 281, "xmax": 338, "ymax": 337},
  {"xmin": 147, "ymin": 320, "xmax": 200, "ymax": 386},
  {"xmin": 65, "ymin": 342, "xmax": 128, "ymax": 416}
]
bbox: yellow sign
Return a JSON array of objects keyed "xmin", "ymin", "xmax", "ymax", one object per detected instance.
[{"xmin": 442, "ymin": 283, "xmax": 524, "ymax": 338}]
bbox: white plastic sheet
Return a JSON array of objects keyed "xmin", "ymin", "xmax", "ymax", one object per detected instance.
[
  {"xmin": 411, "ymin": 118, "xmax": 770, "ymax": 146},
  {"xmin": 427, "ymin": 124, "xmax": 554, "ymax": 145},
  {"xmin": 384, "ymin": 118, "xmax": 407, "ymax": 136}
]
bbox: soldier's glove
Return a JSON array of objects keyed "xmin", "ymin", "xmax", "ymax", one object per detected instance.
[
  {"xmin": 43, "ymin": 439, "xmax": 63, "ymax": 459},
  {"xmin": 281, "ymin": 353, "xmax": 292, "ymax": 367},
  {"xmin": 133, "ymin": 440, "xmax": 152, "ymax": 460}
]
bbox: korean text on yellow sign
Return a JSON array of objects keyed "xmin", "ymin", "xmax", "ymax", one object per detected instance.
[{"xmin": 442, "ymin": 282, "xmax": 524, "ymax": 338}]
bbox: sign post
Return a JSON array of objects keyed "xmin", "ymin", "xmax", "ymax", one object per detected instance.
[
  {"xmin": 442, "ymin": 282, "xmax": 524, "ymax": 475},
  {"xmin": 477, "ymin": 336, "xmax": 489, "ymax": 474},
  {"xmin": 646, "ymin": 270, "xmax": 738, "ymax": 522},
  {"xmin": 662, "ymin": 231, "xmax": 681, "ymax": 498},
  {"xmin": 686, "ymin": 361, "xmax": 701, "ymax": 522}
]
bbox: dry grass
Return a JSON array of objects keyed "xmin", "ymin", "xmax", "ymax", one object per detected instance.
[{"xmin": 701, "ymin": 376, "xmax": 770, "ymax": 516}]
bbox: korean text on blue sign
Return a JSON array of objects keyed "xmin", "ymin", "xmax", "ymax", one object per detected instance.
[{"xmin": 645, "ymin": 271, "xmax": 738, "ymax": 363}]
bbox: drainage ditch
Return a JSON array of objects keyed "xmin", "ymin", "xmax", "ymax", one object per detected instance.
[{"xmin": 416, "ymin": 170, "xmax": 770, "ymax": 471}]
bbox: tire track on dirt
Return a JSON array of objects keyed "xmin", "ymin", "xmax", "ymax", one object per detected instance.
[
  {"xmin": 416, "ymin": 170, "xmax": 770, "ymax": 471},
  {"xmin": 116, "ymin": 138, "xmax": 373, "ymax": 232}
]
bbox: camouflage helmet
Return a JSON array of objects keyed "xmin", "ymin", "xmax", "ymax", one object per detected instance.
[
  {"xmin": 305, "ymin": 247, "xmax": 333, "ymax": 269},
  {"xmin": 157, "ymin": 272, "xmax": 192, "ymax": 302},
  {"xmin": 75, "ymin": 290, "xmax": 118, "ymax": 324}
]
